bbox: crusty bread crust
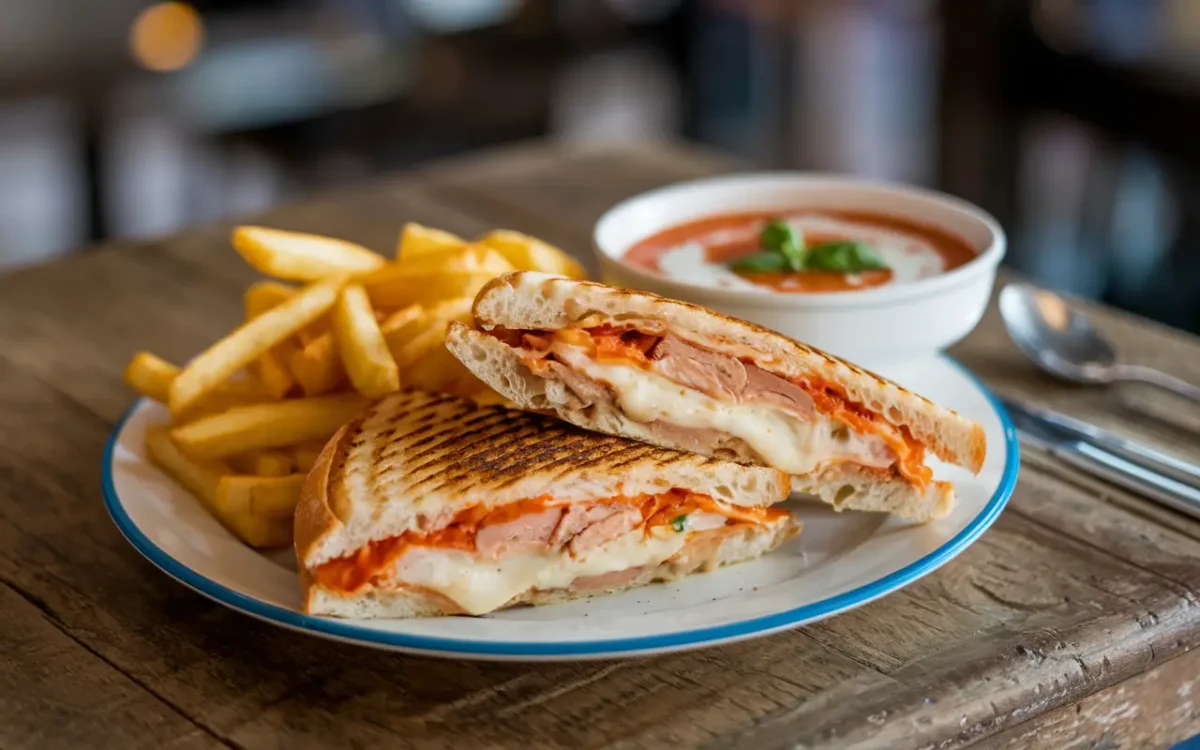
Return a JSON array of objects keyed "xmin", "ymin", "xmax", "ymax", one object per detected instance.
[
  {"xmin": 470, "ymin": 272, "xmax": 986, "ymax": 473},
  {"xmin": 302, "ymin": 514, "xmax": 799, "ymax": 619},
  {"xmin": 447, "ymin": 323, "xmax": 955, "ymax": 522},
  {"xmin": 293, "ymin": 420, "xmax": 355, "ymax": 585}
]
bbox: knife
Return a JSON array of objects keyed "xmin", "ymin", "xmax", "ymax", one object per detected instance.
[
  {"xmin": 1001, "ymin": 398, "xmax": 1200, "ymax": 520},
  {"xmin": 1000, "ymin": 398, "xmax": 1200, "ymax": 488}
]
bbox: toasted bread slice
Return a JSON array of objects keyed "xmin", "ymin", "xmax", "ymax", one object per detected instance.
[
  {"xmin": 466, "ymin": 272, "xmax": 985, "ymax": 473},
  {"xmin": 295, "ymin": 389, "xmax": 797, "ymax": 618},
  {"xmin": 447, "ymin": 324, "xmax": 956, "ymax": 522}
]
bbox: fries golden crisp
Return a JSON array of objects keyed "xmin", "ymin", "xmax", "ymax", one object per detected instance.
[
  {"xmin": 426, "ymin": 297, "xmax": 475, "ymax": 325},
  {"xmin": 380, "ymin": 304, "xmax": 427, "ymax": 355},
  {"xmin": 288, "ymin": 332, "xmax": 343, "ymax": 396},
  {"xmin": 480, "ymin": 229, "xmax": 587, "ymax": 279},
  {"xmin": 333, "ymin": 284, "xmax": 401, "ymax": 398},
  {"xmin": 126, "ymin": 352, "xmax": 266, "ymax": 419},
  {"xmin": 244, "ymin": 280, "xmax": 303, "ymax": 398},
  {"xmin": 169, "ymin": 274, "xmax": 348, "ymax": 414},
  {"xmin": 471, "ymin": 246, "xmax": 518, "ymax": 274},
  {"xmin": 127, "ymin": 220, "xmax": 587, "ymax": 551},
  {"xmin": 146, "ymin": 427, "xmax": 292, "ymax": 547},
  {"xmin": 244, "ymin": 280, "xmax": 297, "ymax": 319},
  {"xmin": 396, "ymin": 222, "xmax": 466, "ymax": 259},
  {"xmin": 364, "ymin": 270, "xmax": 494, "ymax": 309},
  {"xmin": 234, "ymin": 226, "xmax": 384, "ymax": 281},
  {"xmin": 392, "ymin": 322, "xmax": 447, "ymax": 372},
  {"xmin": 145, "ymin": 425, "xmax": 227, "ymax": 511},
  {"xmin": 170, "ymin": 392, "xmax": 367, "ymax": 459},
  {"xmin": 238, "ymin": 449, "xmax": 292, "ymax": 477},
  {"xmin": 216, "ymin": 474, "xmax": 305, "ymax": 518},
  {"xmin": 252, "ymin": 343, "xmax": 298, "ymax": 399},
  {"xmin": 404, "ymin": 345, "xmax": 479, "ymax": 396},
  {"xmin": 292, "ymin": 441, "xmax": 326, "ymax": 473},
  {"xmin": 224, "ymin": 511, "xmax": 294, "ymax": 548},
  {"xmin": 124, "ymin": 352, "xmax": 179, "ymax": 404}
]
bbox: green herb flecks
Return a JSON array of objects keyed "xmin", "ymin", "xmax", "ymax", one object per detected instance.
[
  {"xmin": 726, "ymin": 218, "xmax": 891, "ymax": 276},
  {"xmin": 759, "ymin": 220, "xmax": 806, "ymax": 271},
  {"xmin": 803, "ymin": 241, "xmax": 889, "ymax": 273},
  {"xmin": 670, "ymin": 514, "xmax": 688, "ymax": 533},
  {"xmin": 729, "ymin": 251, "xmax": 789, "ymax": 273}
]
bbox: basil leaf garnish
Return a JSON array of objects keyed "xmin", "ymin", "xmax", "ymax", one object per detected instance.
[
  {"xmin": 804, "ymin": 241, "xmax": 889, "ymax": 273},
  {"xmin": 760, "ymin": 220, "xmax": 805, "ymax": 271},
  {"xmin": 730, "ymin": 251, "xmax": 789, "ymax": 273}
]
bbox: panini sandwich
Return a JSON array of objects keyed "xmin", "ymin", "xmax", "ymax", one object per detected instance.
[
  {"xmin": 445, "ymin": 272, "xmax": 986, "ymax": 522},
  {"xmin": 295, "ymin": 389, "xmax": 798, "ymax": 618}
]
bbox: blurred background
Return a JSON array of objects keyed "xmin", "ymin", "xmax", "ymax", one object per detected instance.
[{"xmin": 1, "ymin": 0, "xmax": 1199, "ymax": 332}]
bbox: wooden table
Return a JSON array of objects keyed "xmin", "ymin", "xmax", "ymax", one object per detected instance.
[{"xmin": 3, "ymin": 141, "xmax": 1199, "ymax": 750}]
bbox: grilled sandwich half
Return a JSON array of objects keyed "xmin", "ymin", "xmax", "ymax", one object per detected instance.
[
  {"xmin": 295, "ymin": 389, "xmax": 799, "ymax": 618},
  {"xmin": 445, "ymin": 272, "xmax": 987, "ymax": 522}
]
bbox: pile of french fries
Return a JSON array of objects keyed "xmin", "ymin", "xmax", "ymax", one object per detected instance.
[{"xmin": 124, "ymin": 223, "xmax": 586, "ymax": 548}]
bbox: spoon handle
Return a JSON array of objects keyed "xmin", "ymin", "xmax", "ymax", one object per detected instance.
[{"xmin": 1113, "ymin": 364, "xmax": 1200, "ymax": 404}]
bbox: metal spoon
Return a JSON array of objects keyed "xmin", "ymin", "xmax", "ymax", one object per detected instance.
[{"xmin": 999, "ymin": 282, "xmax": 1200, "ymax": 403}]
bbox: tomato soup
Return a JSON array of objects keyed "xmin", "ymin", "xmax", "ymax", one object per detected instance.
[{"xmin": 623, "ymin": 210, "xmax": 977, "ymax": 293}]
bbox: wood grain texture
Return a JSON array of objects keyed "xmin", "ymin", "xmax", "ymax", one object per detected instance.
[
  {"xmin": 0, "ymin": 140, "xmax": 1198, "ymax": 750},
  {"xmin": 977, "ymin": 645, "xmax": 1200, "ymax": 750}
]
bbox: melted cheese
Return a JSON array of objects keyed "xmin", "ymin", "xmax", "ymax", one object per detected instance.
[
  {"xmin": 568, "ymin": 355, "xmax": 893, "ymax": 476},
  {"xmin": 390, "ymin": 527, "xmax": 688, "ymax": 615}
]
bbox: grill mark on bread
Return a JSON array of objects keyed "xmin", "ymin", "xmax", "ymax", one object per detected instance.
[
  {"xmin": 423, "ymin": 424, "xmax": 623, "ymax": 489},
  {"xmin": 338, "ymin": 389, "xmax": 720, "ymax": 502},
  {"xmin": 419, "ymin": 423, "xmax": 551, "ymax": 489},
  {"xmin": 401, "ymin": 412, "xmax": 527, "ymax": 477}
]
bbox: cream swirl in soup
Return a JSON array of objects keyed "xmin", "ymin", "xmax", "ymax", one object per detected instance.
[{"xmin": 623, "ymin": 210, "xmax": 977, "ymax": 293}]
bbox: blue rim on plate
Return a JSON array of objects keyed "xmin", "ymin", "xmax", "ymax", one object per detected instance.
[{"xmin": 101, "ymin": 357, "xmax": 1019, "ymax": 657}]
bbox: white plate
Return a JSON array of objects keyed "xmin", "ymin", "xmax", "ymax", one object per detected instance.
[{"xmin": 103, "ymin": 356, "xmax": 1018, "ymax": 661}]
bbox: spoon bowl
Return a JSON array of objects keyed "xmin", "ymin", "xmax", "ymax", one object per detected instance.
[
  {"xmin": 999, "ymin": 282, "xmax": 1200, "ymax": 402},
  {"xmin": 999, "ymin": 283, "xmax": 1117, "ymax": 384}
]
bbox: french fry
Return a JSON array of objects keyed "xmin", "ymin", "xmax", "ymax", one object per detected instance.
[
  {"xmin": 405, "ymin": 346, "xmax": 479, "ymax": 396},
  {"xmin": 292, "ymin": 441, "xmax": 327, "ymax": 473},
  {"xmin": 471, "ymin": 246, "xmax": 518, "ymax": 274},
  {"xmin": 125, "ymin": 352, "xmax": 266, "ymax": 416},
  {"xmin": 252, "ymin": 344, "xmax": 298, "ymax": 399},
  {"xmin": 396, "ymin": 222, "xmax": 466, "ymax": 259},
  {"xmin": 223, "ymin": 511, "xmax": 293, "ymax": 548},
  {"xmin": 246, "ymin": 280, "xmax": 328, "ymax": 346},
  {"xmin": 228, "ymin": 449, "xmax": 291, "ymax": 476},
  {"xmin": 426, "ymin": 297, "xmax": 474, "ymax": 326},
  {"xmin": 215, "ymin": 474, "xmax": 305, "ymax": 518},
  {"xmin": 244, "ymin": 280, "xmax": 297, "ymax": 319},
  {"xmin": 365, "ymin": 246, "xmax": 486, "ymax": 282},
  {"xmin": 364, "ymin": 270, "xmax": 494, "ymax": 309},
  {"xmin": 234, "ymin": 226, "xmax": 384, "ymax": 281},
  {"xmin": 169, "ymin": 274, "xmax": 348, "ymax": 414},
  {"xmin": 479, "ymin": 229, "xmax": 586, "ymax": 279},
  {"xmin": 147, "ymin": 425, "xmax": 291, "ymax": 547},
  {"xmin": 288, "ymin": 333, "xmax": 344, "ymax": 396},
  {"xmin": 229, "ymin": 449, "xmax": 293, "ymax": 477},
  {"xmin": 170, "ymin": 393, "xmax": 367, "ymax": 459},
  {"xmin": 380, "ymin": 304, "xmax": 427, "ymax": 352},
  {"xmin": 297, "ymin": 318, "xmax": 329, "ymax": 347},
  {"xmin": 333, "ymin": 285, "xmax": 401, "ymax": 398},
  {"xmin": 144, "ymin": 425, "xmax": 228, "ymax": 513},
  {"xmin": 124, "ymin": 352, "xmax": 179, "ymax": 403},
  {"xmin": 392, "ymin": 322, "xmax": 448, "ymax": 372},
  {"xmin": 244, "ymin": 281, "xmax": 303, "ymax": 398}
]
